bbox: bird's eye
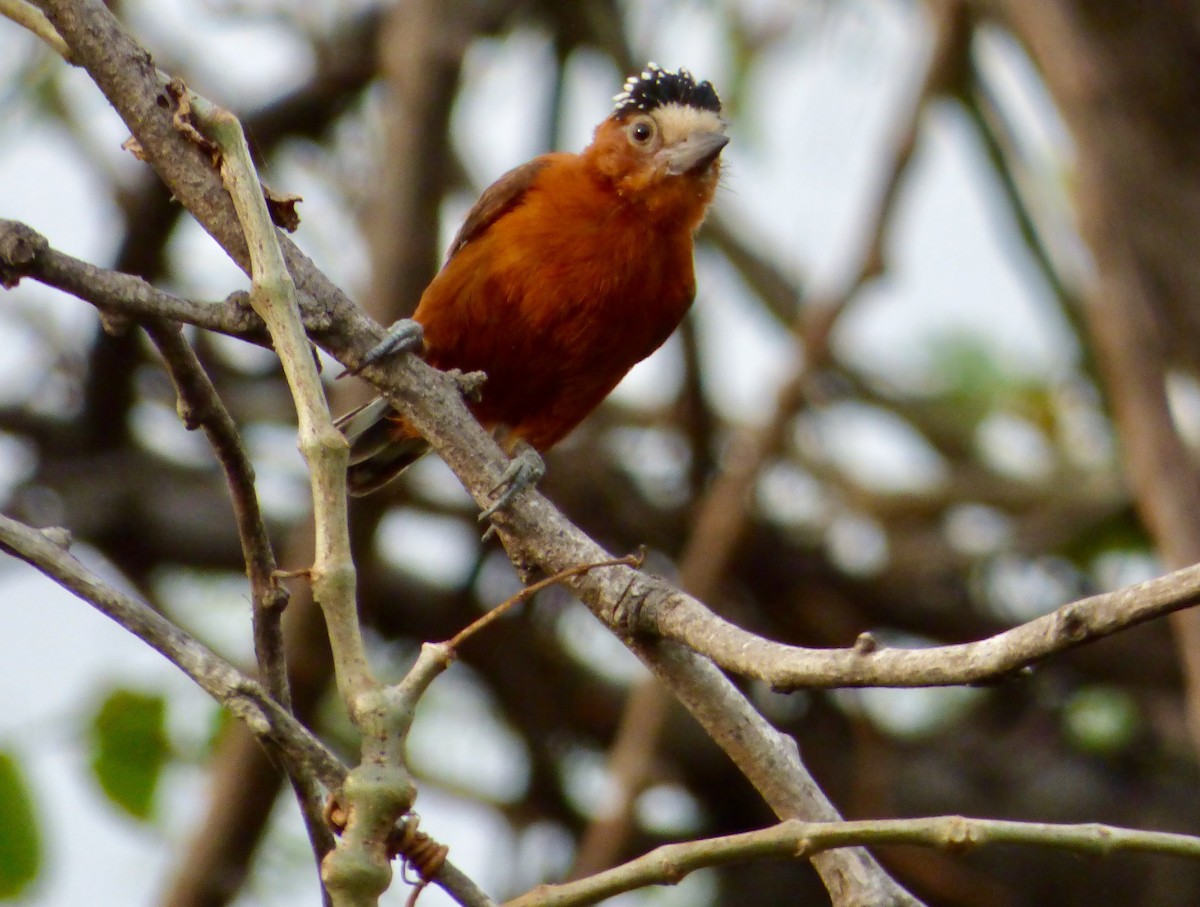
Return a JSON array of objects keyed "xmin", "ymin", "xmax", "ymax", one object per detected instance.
[{"xmin": 628, "ymin": 118, "xmax": 656, "ymax": 145}]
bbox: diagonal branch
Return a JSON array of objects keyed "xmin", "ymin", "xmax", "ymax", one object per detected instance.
[
  {"xmin": 0, "ymin": 511, "xmax": 493, "ymax": 907},
  {"xmin": 142, "ymin": 321, "xmax": 290, "ymax": 705},
  {"xmin": 21, "ymin": 3, "xmax": 1194, "ymax": 906},
  {"xmin": 184, "ymin": 86, "xmax": 369, "ymax": 706},
  {"xmin": 139, "ymin": 319, "xmax": 337, "ymax": 868},
  {"xmin": 0, "ymin": 0, "xmax": 70, "ymax": 59},
  {"xmin": 15, "ymin": 3, "xmax": 922, "ymax": 900},
  {"xmin": 0, "ymin": 512, "xmax": 346, "ymax": 788}
]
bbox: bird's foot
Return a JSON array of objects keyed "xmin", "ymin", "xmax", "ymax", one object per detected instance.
[
  {"xmin": 479, "ymin": 441, "xmax": 545, "ymax": 525},
  {"xmin": 338, "ymin": 319, "xmax": 424, "ymax": 378}
]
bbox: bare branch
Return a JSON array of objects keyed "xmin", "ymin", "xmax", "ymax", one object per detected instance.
[
  {"xmin": 143, "ymin": 322, "xmax": 290, "ymax": 701},
  {"xmin": 0, "ymin": 219, "xmax": 272, "ymax": 341},
  {"xmin": 638, "ymin": 555, "xmax": 1200, "ymax": 688},
  {"xmin": 447, "ymin": 553, "xmax": 644, "ymax": 651},
  {"xmin": 185, "ymin": 86, "xmax": 368, "ymax": 702},
  {"xmin": 182, "ymin": 81, "xmax": 417, "ymax": 906},
  {"xmin": 0, "ymin": 0, "xmax": 70, "ymax": 60},
  {"xmin": 511, "ymin": 815, "xmax": 1200, "ymax": 907},
  {"xmin": 0, "ymin": 512, "xmax": 345, "ymax": 788},
  {"xmin": 139, "ymin": 321, "xmax": 337, "ymax": 868},
  {"xmin": 29, "ymin": 4, "xmax": 1188, "ymax": 906}
]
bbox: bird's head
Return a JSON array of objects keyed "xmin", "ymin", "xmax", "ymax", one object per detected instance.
[{"xmin": 587, "ymin": 64, "xmax": 728, "ymax": 225}]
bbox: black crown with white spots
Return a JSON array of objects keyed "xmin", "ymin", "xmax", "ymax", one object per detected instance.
[{"xmin": 612, "ymin": 63, "xmax": 721, "ymax": 118}]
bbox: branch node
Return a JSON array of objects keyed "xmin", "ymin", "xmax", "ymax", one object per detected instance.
[
  {"xmin": 97, "ymin": 309, "xmax": 133, "ymax": 336},
  {"xmin": 263, "ymin": 184, "xmax": 303, "ymax": 232},
  {"xmin": 225, "ymin": 288, "xmax": 254, "ymax": 312},
  {"xmin": 173, "ymin": 394, "xmax": 202, "ymax": 430},
  {"xmin": 449, "ymin": 368, "xmax": 487, "ymax": 402},
  {"xmin": 324, "ymin": 793, "xmax": 347, "ymax": 833},
  {"xmin": 120, "ymin": 135, "xmax": 148, "ymax": 162},
  {"xmin": 944, "ymin": 816, "xmax": 979, "ymax": 853},
  {"xmin": 229, "ymin": 691, "xmax": 273, "ymax": 736},
  {"xmin": 299, "ymin": 298, "xmax": 333, "ymax": 333},
  {"xmin": 657, "ymin": 854, "xmax": 683, "ymax": 885},
  {"xmin": 1057, "ymin": 603, "xmax": 1091, "ymax": 643},
  {"xmin": 852, "ymin": 631, "xmax": 880, "ymax": 655},
  {"xmin": 611, "ymin": 576, "xmax": 655, "ymax": 633},
  {"xmin": 0, "ymin": 220, "xmax": 48, "ymax": 288},
  {"xmin": 38, "ymin": 526, "xmax": 72, "ymax": 549},
  {"xmin": 166, "ymin": 77, "xmax": 221, "ymax": 165},
  {"xmin": 263, "ymin": 584, "xmax": 290, "ymax": 614}
]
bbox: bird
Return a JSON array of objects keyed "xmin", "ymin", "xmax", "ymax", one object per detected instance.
[{"xmin": 338, "ymin": 63, "xmax": 728, "ymax": 517}]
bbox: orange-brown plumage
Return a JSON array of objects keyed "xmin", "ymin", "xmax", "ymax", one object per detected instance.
[{"xmin": 341, "ymin": 65, "xmax": 727, "ymax": 497}]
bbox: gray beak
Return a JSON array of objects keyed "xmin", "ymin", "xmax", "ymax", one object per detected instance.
[{"xmin": 665, "ymin": 130, "xmax": 730, "ymax": 176}]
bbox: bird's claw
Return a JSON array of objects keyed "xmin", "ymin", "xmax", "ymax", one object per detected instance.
[
  {"xmin": 479, "ymin": 443, "xmax": 545, "ymax": 526},
  {"xmin": 338, "ymin": 319, "xmax": 425, "ymax": 378}
]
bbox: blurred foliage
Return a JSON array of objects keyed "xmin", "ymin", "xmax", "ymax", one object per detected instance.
[
  {"xmin": 1064, "ymin": 686, "xmax": 1140, "ymax": 757},
  {"xmin": 2, "ymin": 0, "xmax": 1200, "ymax": 905},
  {"xmin": 88, "ymin": 689, "xmax": 169, "ymax": 822},
  {"xmin": 0, "ymin": 749, "xmax": 41, "ymax": 900}
]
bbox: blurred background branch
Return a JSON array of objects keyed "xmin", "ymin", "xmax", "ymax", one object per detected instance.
[{"xmin": 4, "ymin": 1, "xmax": 1200, "ymax": 906}]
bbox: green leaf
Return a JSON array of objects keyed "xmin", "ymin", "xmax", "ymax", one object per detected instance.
[
  {"xmin": 89, "ymin": 689, "xmax": 170, "ymax": 821},
  {"xmin": 0, "ymin": 749, "xmax": 42, "ymax": 899}
]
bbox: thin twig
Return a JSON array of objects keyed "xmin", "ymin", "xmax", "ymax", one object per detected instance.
[
  {"xmin": 448, "ymin": 553, "xmax": 644, "ymax": 650},
  {"xmin": 637, "ymin": 552, "xmax": 1200, "ymax": 687},
  {"xmin": 183, "ymin": 85, "xmax": 370, "ymax": 707},
  {"xmin": 0, "ymin": 0, "xmax": 70, "ymax": 60},
  {"xmin": 372, "ymin": 552, "xmax": 649, "ymax": 767},
  {"xmin": 142, "ymin": 321, "xmax": 291, "ymax": 704},
  {"xmin": 512, "ymin": 815, "xmax": 1200, "ymax": 907},
  {"xmin": 0, "ymin": 513, "xmax": 345, "ymax": 788},
  {"xmin": 430, "ymin": 860, "xmax": 498, "ymax": 907},
  {"xmin": 182, "ymin": 81, "xmax": 414, "ymax": 905},
  {"xmin": 139, "ymin": 321, "xmax": 337, "ymax": 865},
  {"xmin": 0, "ymin": 219, "xmax": 274, "ymax": 341},
  {"xmin": 963, "ymin": 65, "xmax": 1086, "ymax": 338}
]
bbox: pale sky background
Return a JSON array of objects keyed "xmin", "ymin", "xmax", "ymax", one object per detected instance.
[{"xmin": 0, "ymin": 1, "xmax": 1075, "ymax": 904}]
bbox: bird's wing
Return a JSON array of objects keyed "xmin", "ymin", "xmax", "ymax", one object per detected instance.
[{"xmin": 445, "ymin": 156, "xmax": 555, "ymax": 262}]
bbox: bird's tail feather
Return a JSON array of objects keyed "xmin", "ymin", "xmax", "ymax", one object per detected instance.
[{"xmin": 336, "ymin": 397, "xmax": 431, "ymax": 497}]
